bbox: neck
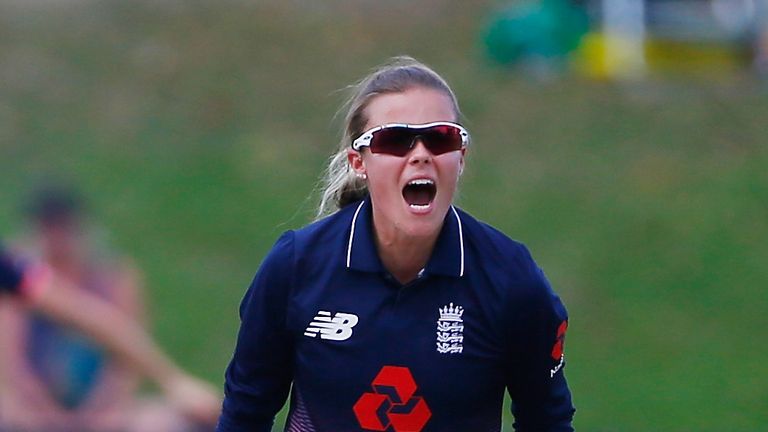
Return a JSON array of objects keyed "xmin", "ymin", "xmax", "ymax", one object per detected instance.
[{"xmin": 372, "ymin": 213, "xmax": 441, "ymax": 285}]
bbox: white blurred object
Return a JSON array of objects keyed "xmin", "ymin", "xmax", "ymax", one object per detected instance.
[
  {"xmin": 602, "ymin": 0, "xmax": 648, "ymax": 78},
  {"xmin": 711, "ymin": 0, "xmax": 755, "ymax": 36},
  {"xmin": 577, "ymin": 0, "xmax": 765, "ymax": 78}
]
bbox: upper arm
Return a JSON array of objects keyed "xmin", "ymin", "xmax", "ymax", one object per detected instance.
[
  {"xmin": 506, "ymin": 267, "xmax": 575, "ymax": 432},
  {"xmin": 218, "ymin": 232, "xmax": 296, "ymax": 431}
]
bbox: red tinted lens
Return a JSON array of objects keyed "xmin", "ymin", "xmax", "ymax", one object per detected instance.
[
  {"xmin": 369, "ymin": 125, "xmax": 463, "ymax": 156},
  {"xmin": 419, "ymin": 125, "xmax": 464, "ymax": 155},
  {"xmin": 369, "ymin": 127, "xmax": 415, "ymax": 156}
]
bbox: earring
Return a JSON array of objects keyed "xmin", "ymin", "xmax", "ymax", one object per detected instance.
[{"xmin": 356, "ymin": 173, "xmax": 367, "ymax": 180}]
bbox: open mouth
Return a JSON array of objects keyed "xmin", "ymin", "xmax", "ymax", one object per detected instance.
[{"xmin": 402, "ymin": 179, "xmax": 437, "ymax": 210}]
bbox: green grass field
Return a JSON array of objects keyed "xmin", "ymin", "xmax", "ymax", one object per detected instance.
[{"xmin": 1, "ymin": 1, "xmax": 767, "ymax": 430}]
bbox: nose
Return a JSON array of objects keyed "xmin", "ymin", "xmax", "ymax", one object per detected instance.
[{"xmin": 408, "ymin": 139, "xmax": 432, "ymax": 164}]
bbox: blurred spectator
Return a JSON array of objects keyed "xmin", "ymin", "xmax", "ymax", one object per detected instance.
[{"xmin": 0, "ymin": 187, "xmax": 207, "ymax": 432}]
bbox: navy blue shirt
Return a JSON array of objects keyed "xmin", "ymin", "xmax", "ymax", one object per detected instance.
[{"xmin": 218, "ymin": 198, "xmax": 574, "ymax": 432}]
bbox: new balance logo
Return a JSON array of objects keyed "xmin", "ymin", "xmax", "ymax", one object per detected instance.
[{"xmin": 304, "ymin": 311, "xmax": 359, "ymax": 341}]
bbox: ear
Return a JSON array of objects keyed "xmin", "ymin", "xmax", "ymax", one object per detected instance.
[{"xmin": 347, "ymin": 149, "xmax": 366, "ymax": 176}]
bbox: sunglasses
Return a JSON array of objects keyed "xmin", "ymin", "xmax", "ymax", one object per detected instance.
[{"xmin": 351, "ymin": 121, "xmax": 470, "ymax": 157}]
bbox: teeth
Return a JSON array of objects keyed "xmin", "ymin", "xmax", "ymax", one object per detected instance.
[
  {"xmin": 408, "ymin": 179, "xmax": 434, "ymax": 186},
  {"xmin": 409, "ymin": 204, "xmax": 431, "ymax": 210}
]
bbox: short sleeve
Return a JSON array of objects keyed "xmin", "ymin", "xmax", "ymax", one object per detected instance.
[
  {"xmin": 217, "ymin": 231, "xmax": 296, "ymax": 432},
  {"xmin": 506, "ymin": 266, "xmax": 575, "ymax": 431}
]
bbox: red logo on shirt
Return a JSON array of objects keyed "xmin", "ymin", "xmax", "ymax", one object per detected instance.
[
  {"xmin": 551, "ymin": 320, "xmax": 568, "ymax": 360},
  {"xmin": 353, "ymin": 366, "xmax": 431, "ymax": 432}
]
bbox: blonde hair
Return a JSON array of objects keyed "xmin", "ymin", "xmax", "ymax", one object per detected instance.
[{"xmin": 316, "ymin": 56, "xmax": 462, "ymax": 218}]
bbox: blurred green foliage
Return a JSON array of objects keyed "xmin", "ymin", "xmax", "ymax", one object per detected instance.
[{"xmin": 1, "ymin": 1, "xmax": 766, "ymax": 430}]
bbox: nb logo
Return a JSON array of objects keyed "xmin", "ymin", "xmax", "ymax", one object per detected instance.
[{"xmin": 304, "ymin": 311, "xmax": 359, "ymax": 341}]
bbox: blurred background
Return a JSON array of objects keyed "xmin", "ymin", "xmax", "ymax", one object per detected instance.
[{"xmin": 0, "ymin": 0, "xmax": 766, "ymax": 430}]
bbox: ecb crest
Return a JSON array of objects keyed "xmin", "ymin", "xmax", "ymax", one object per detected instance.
[{"xmin": 436, "ymin": 303, "xmax": 464, "ymax": 354}]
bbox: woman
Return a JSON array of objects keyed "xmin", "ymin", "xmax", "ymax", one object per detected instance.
[
  {"xmin": 0, "ymin": 188, "xmax": 151, "ymax": 431},
  {"xmin": 0, "ymin": 189, "xmax": 221, "ymax": 430},
  {"xmin": 0, "ymin": 250, "xmax": 220, "ymax": 429},
  {"xmin": 217, "ymin": 57, "xmax": 574, "ymax": 431}
]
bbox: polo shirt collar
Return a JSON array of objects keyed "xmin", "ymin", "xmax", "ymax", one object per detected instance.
[{"xmin": 345, "ymin": 197, "xmax": 466, "ymax": 278}]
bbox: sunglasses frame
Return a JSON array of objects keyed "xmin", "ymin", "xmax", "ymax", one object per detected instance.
[{"xmin": 351, "ymin": 121, "xmax": 470, "ymax": 155}]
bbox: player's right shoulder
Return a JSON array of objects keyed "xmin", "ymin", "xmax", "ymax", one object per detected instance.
[{"xmin": 291, "ymin": 200, "xmax": 362, "ymax": 256}]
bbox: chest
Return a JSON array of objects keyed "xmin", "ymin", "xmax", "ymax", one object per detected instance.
[{"xmin": 285, "ymin": 270, "xmax": 509, "ymax": 424}]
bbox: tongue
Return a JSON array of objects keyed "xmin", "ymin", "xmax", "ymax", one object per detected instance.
[{"xmin": 403, "ymin": 185, "xmax": 432, "ymax": 206}]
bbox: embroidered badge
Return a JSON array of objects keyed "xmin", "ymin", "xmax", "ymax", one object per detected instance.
[{"xmin": 436, "ymin": 303, "xmax": 464, "ymax": 354}]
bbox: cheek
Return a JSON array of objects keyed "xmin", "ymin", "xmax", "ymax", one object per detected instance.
[
  {"xmin": 439, "ymin": 156, "xmax": 463, "ymax": 181},
  {"xmin": 368, "ymin": 173, "xmax": 399, "ymax": 201},
  {"xmin": 365, "ymin": 158, "xmax": 403, "ymax": 190}
]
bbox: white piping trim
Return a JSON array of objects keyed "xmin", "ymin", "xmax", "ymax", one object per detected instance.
[
  {"xmin": 346, "ymin": 201, "xmax": 366, "ymax": 268},
  {"xmin": 450, "ymin": 206, "xmax": 465, "ymax": 277}
]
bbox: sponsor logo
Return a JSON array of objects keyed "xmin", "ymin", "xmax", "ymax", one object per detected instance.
[
  {"xmin": 550, "ymin": 320, "xmax": 568, "ymax": 377},
  {"xmin": 353, "ymin": 366, "xmax": 431, "ymax": 432},
  {"xmin": 303, "ymin": 311, "xmax": 358, "ymax": 341},
  {"xmin": 436, "ymin": 303, "xmax": 464, "ymax": 354}
]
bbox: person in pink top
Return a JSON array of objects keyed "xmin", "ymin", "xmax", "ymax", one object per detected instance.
[{"xmin": 0, "ymin": 187, "xmax": 220, "ymax": 431}]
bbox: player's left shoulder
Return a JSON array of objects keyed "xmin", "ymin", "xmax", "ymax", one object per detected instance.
[{"xmin": 454, "ymin": 207, "xmax": 540, "ymax": 279}]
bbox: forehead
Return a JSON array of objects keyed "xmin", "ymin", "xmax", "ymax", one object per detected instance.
[{"xmin": 364, "ymin": 87, "xmax": 456, "ymax": 129}]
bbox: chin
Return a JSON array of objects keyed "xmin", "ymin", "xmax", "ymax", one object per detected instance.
[{"xmin": 398, "ymin": 201, "xmax": 450, "ymax": 238}]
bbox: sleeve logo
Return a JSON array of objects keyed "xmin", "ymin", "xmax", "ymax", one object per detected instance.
[
  {"xmin": 550, "ymin": 320, "xmax": 567, "ymax": 378},
  {"xmin": 304, "ymin": 310, "xmax": 359, "ymax": 341}
]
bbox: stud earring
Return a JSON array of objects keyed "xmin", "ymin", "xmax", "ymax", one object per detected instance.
[{"xmin": 356, "ymin": 173, "xmax": 367, "ymax": 180}]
